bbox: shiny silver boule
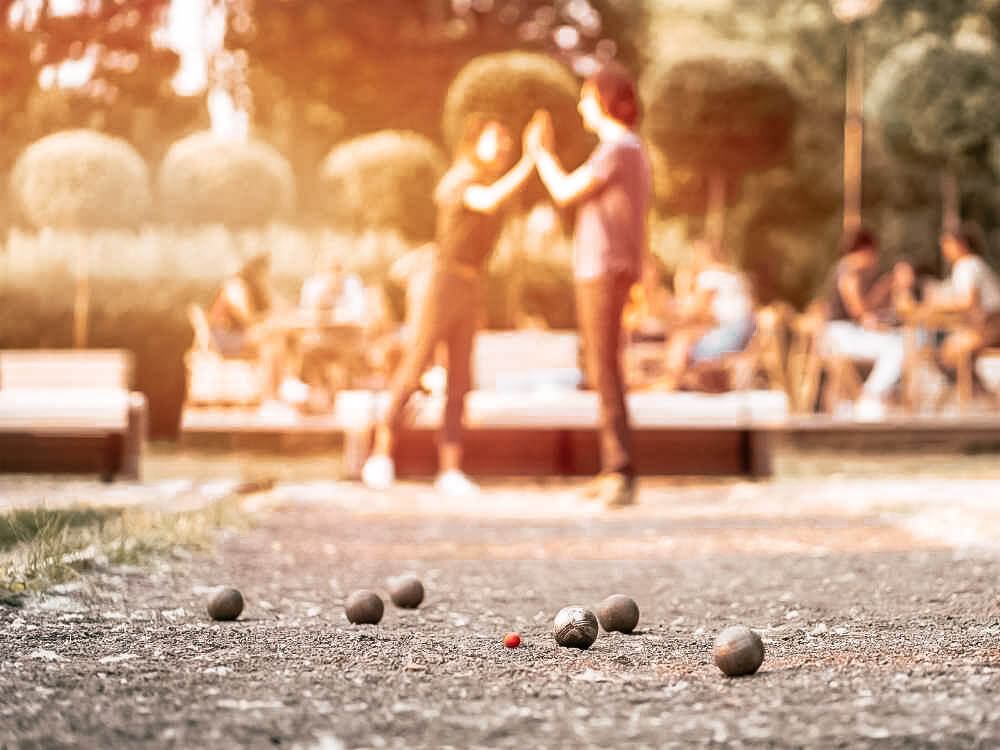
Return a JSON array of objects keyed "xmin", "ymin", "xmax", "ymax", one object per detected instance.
[
  {"xmin": 595, "ymin": 594, "xmax": 640, "ymax": 633},
  {"xmin": 713, "ymin": 625, "xmax": 765, "ymax": 677},
  {"xmin": 552, "ymin": 606, "xmax": 599, "ymax": 649}
]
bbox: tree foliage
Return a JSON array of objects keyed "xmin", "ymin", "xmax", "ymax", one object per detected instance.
[
  {"xmin": 11, "ymin": 129, "xmax": 151, "ymax": 228},
  {"xmin": 158, "ymin": 132, "xmax": 295, "ymax": 226},
  {"xmin": 0, "ymin": 0, "xmax": 203, "ymax": 226},
  {"xmin": 317, "ymin": 131, "xmax": 447, "ymax": 242},
  {"xmin": 645, "ymin": 54, "xmax": 798, "ymax": 182},
  {"xmin": 226, "ymin": 1, "xmax": 645, "ymax": 166},
  {"xmin": 442, "ymin": 51, "xmax": 592, "ymax": 166},
  {"xmin": 867, "ymin": 36, "xmax": 1000, "ymax": 176}
]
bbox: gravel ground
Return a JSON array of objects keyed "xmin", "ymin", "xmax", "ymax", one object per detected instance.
[{"xmin": 2, "ymin": 463, "xmax": 1000, "ymax": 749}]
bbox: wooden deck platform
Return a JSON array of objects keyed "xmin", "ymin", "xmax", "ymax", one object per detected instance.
[
  {"xmin": 179, "ymin": 389, "xmax": 1000, "ymax": 478},
  {"xmin": 181, "ymin": 389, "xmax": 788, "ymax": 478}
]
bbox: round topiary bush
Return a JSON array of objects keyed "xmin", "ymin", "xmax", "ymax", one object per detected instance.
[
  {"xmin": 158, "ymin": 132, "xmax": 296, "ymax": 226},
  {"xmin": 867, "ymin": 36, "xmax": 1000, "ymax": 174},
  {"xmin": 317, "ymin": 130, "xmax": 447, "ymax": 242},
  {"xmin": 11, "ymin": 129, "xmax": 151, "ymax": 229},
  {"xmin": 644, "ymin": 53, "xmax": 798, "ymax": 184},
  {"xmin": 442, "ymin": 51, "xmax": 591, "ymax": 171}
]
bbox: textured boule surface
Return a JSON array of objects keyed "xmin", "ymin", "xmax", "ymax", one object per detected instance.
[{"xmin": 552, "ymin": 606, "xmax": 599, "ymax": 649}]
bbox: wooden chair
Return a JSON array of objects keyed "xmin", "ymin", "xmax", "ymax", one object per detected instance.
[
  {"xmin": 950, "ymin": 345, "xmax": 1000, "ymax": 414},
  {"xmin": 789, "ymin": 306, "xmax": 867, "ymax": 415},
  {"xmin": 184, "ymin": 304, "xmax": 263, "ymax": 407}
]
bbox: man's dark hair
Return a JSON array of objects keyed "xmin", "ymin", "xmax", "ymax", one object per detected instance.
[
  {"xmin": 947, "ymin": 220, "xmax": 987, "ymax": 256},
  {"xmin": 585, "ymin": 61, "xmax": 640, "ymax": 128},
  {"xmin": 843, "ymin": 228, "xmax": 877, "ymax": 255}
]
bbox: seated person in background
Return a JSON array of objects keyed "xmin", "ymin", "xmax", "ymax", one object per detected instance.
[
  {"xmin": 654, "ymin": 238, "xmax": 755, "ymax": 391},
  {"xmin": 296, "ymin": 251, "xmax": 369, "ymax": 407},
  {"xmin": 623, "ymin": 254, "xmax": 674, "ymax": 343},
  {"xmin": 912, "ymin": 222, "xmax": 1000, "ymax": 381},
  {"xmin": 207, "ymin": 252, "xmax": 286, "ymax": 405},
  {"xmin": 300, "ymin": 250, "xmax": 367, "ymax": 322},
  {"xmin": 208, "ymin": 251, "xmax": 273, "ymax": 356},
  {"xmin": 822, "ymin": 228, "xmax": 903, "ymax": 419}
]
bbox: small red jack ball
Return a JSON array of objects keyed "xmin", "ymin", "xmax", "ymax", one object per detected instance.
[{"xmin": 503, "ymin": 632, "xmax": 521, "ymax": 648}]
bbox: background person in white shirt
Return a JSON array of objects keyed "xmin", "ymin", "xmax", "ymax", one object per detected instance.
[
  {"xmin": 929, "ymin": 221, "xmax": 1000, "ymax": 376},
  {"xmin": 655, "ymin": 237, "xmax": 756, "ymax": 391}
]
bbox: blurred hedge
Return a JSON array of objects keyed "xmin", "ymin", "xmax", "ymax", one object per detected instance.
[
  {"xmin": 10, "ymin": 129, "xmax": 151, "ymax": 229},
  {"xmin": 317, "ymin": 131, "xmax": 447, "ymax": 242},
  {"xmin": 158, "ymin": 132, "xmax": 296, "ymax": 226}
]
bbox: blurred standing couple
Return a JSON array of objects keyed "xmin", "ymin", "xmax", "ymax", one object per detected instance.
[{"xmin": 362, "ymin": 61, "xmax": 651, "ymax": 509}]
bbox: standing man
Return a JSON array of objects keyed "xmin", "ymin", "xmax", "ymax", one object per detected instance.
[{"xmin": 525, "ymin": 62, "xmax": 652, "ymax": 508}]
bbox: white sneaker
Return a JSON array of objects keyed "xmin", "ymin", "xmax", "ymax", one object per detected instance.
[
  {"xmin": 434, "ymin": 469, "xmax": 480, "ymax": 497},
  {"xmin": 278, "ymin": 376, "xmax": 310, "ymax": 405},
  {"xmin": 854, "ymin": 395, "xmax": 887, "ymax": 422},
  {"xmin": 361, "ymin": 455, "xmax": 395, "ymax": 490}
]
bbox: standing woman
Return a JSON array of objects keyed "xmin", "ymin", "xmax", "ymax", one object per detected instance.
[
  {"xmin": 526, "ymin": 62, "xmax": 652, "ymax": 508},
  {"xmin": 361, "ymin": 118, "xmax": 535, "ymax": 495}
]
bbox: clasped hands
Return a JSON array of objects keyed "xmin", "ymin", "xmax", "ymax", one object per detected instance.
[{"xmin": 523, "ymin": 109, "xmax": 555, "ymax": 161}]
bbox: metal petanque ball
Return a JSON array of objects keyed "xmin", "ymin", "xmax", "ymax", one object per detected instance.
[
  {"xmin": 595, "ymin": 594, "xmax": 640, "ymax": 633},
  {"xmin": 387, "ymin": 574, "xmax": 424, "ymax": 609},
  {"xmin": 207, "ymin": 587, "xmax": 244, "ymax": 621},
  {"xmin": 553, "ymin": 606, "xmax": 599, "ymax": 649},
  {"xmin": 345, "ymin": 590, "xmax": 384, "ymax": 625},
  {"xmin": 713, "ymin": 625, "xmax": 765, "ymax": 677}
]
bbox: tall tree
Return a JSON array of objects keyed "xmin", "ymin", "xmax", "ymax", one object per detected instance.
[
  {"xmin": 867, "ymin": 34, "xmax": 1000, "ymax": 233},
  {"xmin": 645, "ymin": 52, "xmax": 799, "ymax": 246}
]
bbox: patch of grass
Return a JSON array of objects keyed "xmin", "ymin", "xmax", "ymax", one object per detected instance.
[
  {"xmin": 0, "ymin": 507, "xmax": 124, "ymax": 552},
  {"xmin": 0, "ymin": 498, "xmax": 250, "ymax": 596}
]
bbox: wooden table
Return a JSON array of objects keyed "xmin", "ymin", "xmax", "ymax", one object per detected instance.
[{"xmin": 899, "ymin": 307, "xmax": 975, "ymax": 414}]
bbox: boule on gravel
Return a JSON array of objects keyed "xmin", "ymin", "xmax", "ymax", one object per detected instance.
[
  {"xmin": 345, "ymin": 590, "xmax": 384, "ymax": 625},
  {"xmin": 387, "ymin": 574, "xmax": 424, "ymax": 609},
  {"xmin": 207, "ymin": 587, "xmax": 244, "ymax": 621},
  {"xmin": 713, "ymin": 625, "xmax": 765, "ymax": 676},
  {"xmin": 552, "ymin": 606, "xmax": 599, "ymax": 649},
  {"xmin": 595, "ymin": 594, "xmax": 640, "ymax": 633}
]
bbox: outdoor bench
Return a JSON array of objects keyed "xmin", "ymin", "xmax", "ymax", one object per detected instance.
[{"xmin": 0, "ymin": 349, "xmax": 147, "ymax": 480}]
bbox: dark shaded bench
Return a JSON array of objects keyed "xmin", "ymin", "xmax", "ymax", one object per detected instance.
[
  {"xmin": 334, "ymin": 389, "xmax": 788, "ymax": 479},
  {"xmin": 0, "ymin": 350, "xmax": 147, "ymax": 480}
]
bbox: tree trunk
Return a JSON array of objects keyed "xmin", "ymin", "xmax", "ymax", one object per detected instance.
[
  {"xmin": 941, "ymin": 169, "xmax": 960, "ymax": 234},
  {"xmin": 73, "ymin": 238, "xmax": 89, "ymax": 349},
  {"xmin": 705, "ymin": 169, "xmax": 727, "ymax": 248}
]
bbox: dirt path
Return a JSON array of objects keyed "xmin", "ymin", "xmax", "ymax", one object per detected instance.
[{"xmin": 2, "ymin": 477, "xmax": 1000, "ymax": 748}]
